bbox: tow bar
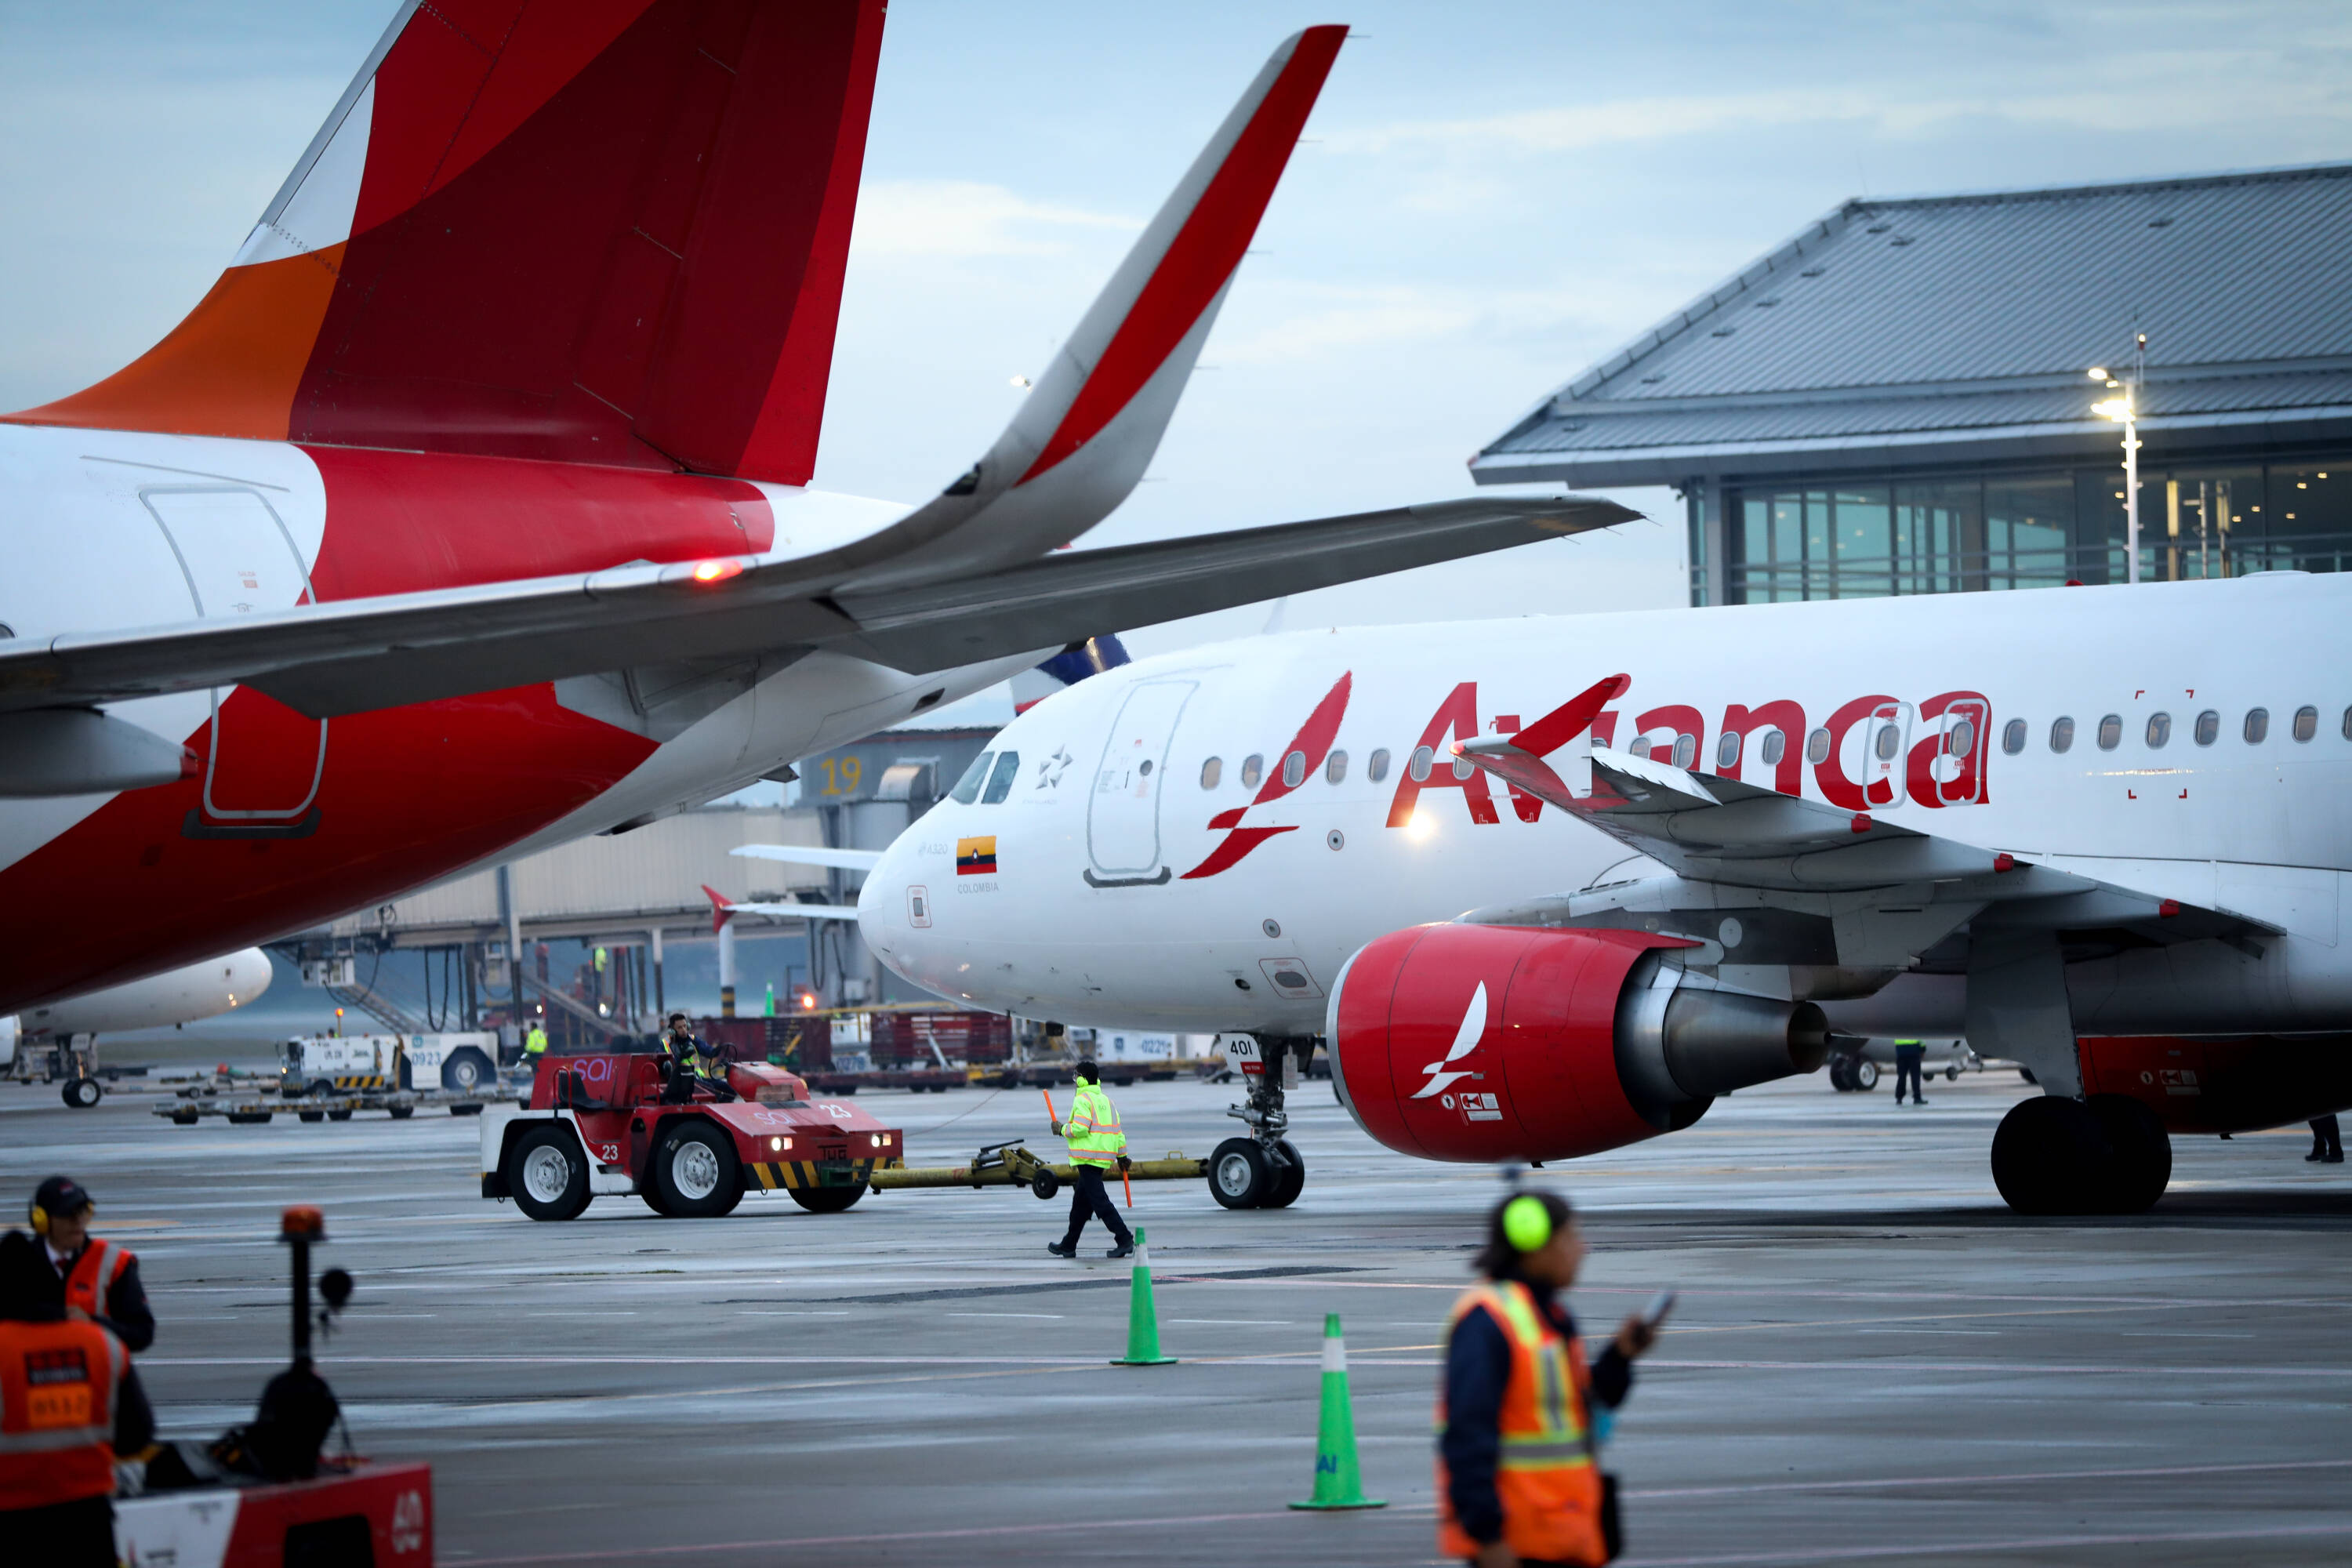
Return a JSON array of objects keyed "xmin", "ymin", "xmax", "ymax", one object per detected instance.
[{"xmin": 868, "ymin": 1138, "xmax": 1205, "ymax": 1201}]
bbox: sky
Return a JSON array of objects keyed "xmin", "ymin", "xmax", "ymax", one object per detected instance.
[{"xmin": 8, "ymin": 0, "xmax": 2352, "ymax": 728}]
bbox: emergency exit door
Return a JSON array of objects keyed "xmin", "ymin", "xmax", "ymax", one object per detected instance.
[
  {"xmin": 1086, "ymin": 680, "xmax": 1196, "ymax": 883},
  {"xmin": 143, "ymin": 488, "xmax": 326, "ymax": 822}
]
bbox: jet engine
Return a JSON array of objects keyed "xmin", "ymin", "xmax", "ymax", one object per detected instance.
[{"xmin": 1327, "ymin": 924, "xmax": 1828, "ymax": 1163}]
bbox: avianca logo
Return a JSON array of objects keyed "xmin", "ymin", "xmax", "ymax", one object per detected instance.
[
  {"xmin": 1178, "ymin": 671, "xmax": 1351, "ymax": 880},
  {"xmin": 1411, "ymin": 982, "xmax": 1486, "ymax": 1099}
]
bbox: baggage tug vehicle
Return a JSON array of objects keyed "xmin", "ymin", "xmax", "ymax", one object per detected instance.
[{"xmin": 484, "ymin": 1053, "xmax": 902, "ymax": 1221}]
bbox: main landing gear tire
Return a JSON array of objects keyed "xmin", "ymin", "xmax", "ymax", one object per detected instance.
[
  {"xmin": 508, "ymin": 1125, "xmax": 591, "ymax": 1221},
  {"xmin": 1850, "ymin": 1058, "xmax": 1879, "ymax": 1091},
  {"xmin": 63, "ymin": 1077, "xmax": 103, "ymax": 1109},
  {"xmin": 1208, "ymin": 1137, "xmax": 1276, "ymax": 1209},
  {"xmin": 786, "ymin": 1185, "xmax": 866, "ymax": 1214},
  {"xmin": 1991, "ymin": 1094, "xmax": 2170, "ymax": 1215},
  {"xmin": 1264, "ymin": 1139, "xmax": 1305, "ymax": 1209},
  {"xmin": 652, "ymin": 1123, "xmax": 742, "ymax": 1218}
]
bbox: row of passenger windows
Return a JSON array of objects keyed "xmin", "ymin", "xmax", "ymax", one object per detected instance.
[
  {"xmin": 956, "ymin": 702, "xmax": 2350, "ymax": 808},
  {"xmin": 1998, "ymin": 706, "xmax": 2351, "ymax": 755}
]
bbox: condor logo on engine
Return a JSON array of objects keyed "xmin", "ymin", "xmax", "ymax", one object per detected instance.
[{"xmin": 1411, "ymin": 982, "xmax": 1487, "ymax": 1099}]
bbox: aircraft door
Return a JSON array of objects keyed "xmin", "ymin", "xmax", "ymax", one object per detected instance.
[
  {"xmin": 1086, "ymin": 680, "xmax": 1196, "ymax": 884},
  {"xmin": 143, "ymin": 488, "xmax": 327, "ymax": 825}
]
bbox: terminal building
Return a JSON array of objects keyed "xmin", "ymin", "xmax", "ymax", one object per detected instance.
[{"xmin": 1470, "ymin": 161, "xmax": 2352, "ymax": 606}]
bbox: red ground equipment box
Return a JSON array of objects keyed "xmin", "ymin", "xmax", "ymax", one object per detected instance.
[{"xmin": 481, "ymin": 1053, "xmax": 903, "ymax": 1218}]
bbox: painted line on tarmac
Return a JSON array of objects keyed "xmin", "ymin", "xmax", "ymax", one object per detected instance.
[
  {"xmin": 456, "ymin": 1501, "xmax": 1439, "ymax": 1564},
  {"xmin": 1631, "ymin": 1455, "xmax": 2352, "ymax": 1501},
  {"xmin": 1648, "ymin": 1356, "xmax": 2352, "ymax": 1378},
  {"xmin": 1624, "ymin": 1520, "xmax": 2352, "ymax": 1565}
]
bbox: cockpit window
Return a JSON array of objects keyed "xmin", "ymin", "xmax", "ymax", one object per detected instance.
[
  {"xmin": 949, "ymin": 751, "xmax": 994, "ymax": 804},
  {"xmin": 982, "ymin": 750, "xmax": 1020, "ymax": 804}
]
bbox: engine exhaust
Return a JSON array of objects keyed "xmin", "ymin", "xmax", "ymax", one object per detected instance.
[{"xmin": 1616, "ymin": 956, "xmax": 1828, "ymax": 1123}]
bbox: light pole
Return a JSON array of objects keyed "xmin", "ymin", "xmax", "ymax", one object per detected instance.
[{"xmin": 2090, "ymin": 332, "xmax": 2147, "ymax": 584}]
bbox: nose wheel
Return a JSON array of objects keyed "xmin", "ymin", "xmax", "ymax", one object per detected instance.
[{"xmin": 1207, "ymin": 1035, "xmax": 1314, "ymax": 1209}]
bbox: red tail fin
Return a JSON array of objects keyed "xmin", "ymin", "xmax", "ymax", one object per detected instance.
[
  {"xmin": 701, "ymin": 884, "xmax": 733, "ymax": 933},
  {"xmin": 8, "ymin": 0, "xmax": 883, "ymax": 483}
]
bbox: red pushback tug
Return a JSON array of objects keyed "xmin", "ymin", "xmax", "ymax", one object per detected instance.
[{"xmin": 482, "ymin": 1053, "xmax": 903, "ymax": 1219}]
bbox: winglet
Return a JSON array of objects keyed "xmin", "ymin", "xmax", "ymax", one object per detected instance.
[
  {"xmin": 844, "ymin": 25, "xmax": 1348, "ymax": 586},
  {"xmin": 701, "ymin": 884, "xmax": 734, "ymax": 935}
]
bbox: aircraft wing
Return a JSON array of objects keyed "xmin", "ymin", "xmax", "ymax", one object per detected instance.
[
  {"xmin": 731, "ymin": 844, "xmax": 886, "ymax": 873},
  {"xmin": 1450, "ymin": 685, "xmax": 2274, "ymax": 971},
  {"xmin": 0, "ymin": 495, "xmax": 1621, "ymax": 719}
]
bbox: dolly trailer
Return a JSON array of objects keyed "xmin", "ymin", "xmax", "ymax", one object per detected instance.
[{"xmin": 481, "ymin": 1052, "xmax": 902, "ymax": 1221}]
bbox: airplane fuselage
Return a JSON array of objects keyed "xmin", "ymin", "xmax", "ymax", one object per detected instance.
[
  {"xmin": 861, "ymin": 572, "xmax": 2352, "ymax": 1040},
  {"xmin": 0, "ymin": 423, "xmax": 1023, "ymax": 1010}
]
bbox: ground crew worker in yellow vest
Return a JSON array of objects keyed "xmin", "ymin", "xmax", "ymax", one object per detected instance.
[
  {"xmin": 524, "ymin": 1022, "xmax": 549, "ymax": 1060},
  {"xmin": 1046, "ymin": 1059, "xmax": 1134, "ymax": 1259},
  {"xmin": 1893, "ymin": 1038, "xmax": 1928, "ymax": 1105},
  {"xmin": 0, "ymin": 1229, "xmax": 153, "ymax": 1566},
  {"xmin": 27, "ymin": 1178, "xmax": 152, "ymax": 1354},
  {"xmin": 1437, "ymin": 1190, "xmax": 1661, "ymax": 1567}
]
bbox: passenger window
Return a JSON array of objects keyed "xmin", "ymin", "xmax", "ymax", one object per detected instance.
[
  {"xmin": 1874, "ymin": 724, "xmax": 1901, "ymax": 761},
  {"xmin": 1947, "ymin": 718, "xmax": 1975, "ymax": 757},
  {"xmin": 2049, "ymin": 717, "xmax": 2074, "ymax": 753},
  {"xmin": 2194, "ymin": 710, "xmax": 2219, "ymax": 746},
  {"xmin": 1671, "ymin": 734, "xmax": 1697, "ymax": 769},
  {"xmin": 2245, "ymin": 707, "xmax": 2269, "ymax": 743},
  {"xmin": 1367, "ymin": 749, "xmax": 1391, "ymax": 783},
  {"xmin": 1806, "ymin": 728, "xmax": 1831, "ymax": 764},
  {"xmin": 1453, "ymin": 752, "xmax": 1476, "ymax": 779},
  {"xmin": 2343, "ymin": 707, "xmax": 2352, "ymax": 742},
  {"xmin": 2294, "ymin": 705, "xmax": 2318, "ymax": 742},
  {"xmin": 2145, "ymin": 713, "xmax": 2170, "ymax": 749},
  {"xmin": 2002, "ymin": 718, "xmax": 2027, "ymax": 755},
  {"xmin": 1325, "ymin": 750, "xmax": 1348, "ymax": 784},
  {"xmin": 1716, "ymin": 731, "xmax": 1741, "ymax": 769},
  {"xmin": 1200, "ymin": 757, "xmax": 1221, "ymax": 789},
  {"xmin": 982, "ymin": 750, "xmax": 1020, "ymax": 804},
  {"xmin": 1760, "ymin": 730, "xmax": 1786, "ymax": 767},
  {"xmin": 1628, "ymin": 736, "xmax": 1653, "ymax": 760},
  {"xmin": 1282, "ymin": 750, "xmax": 1305, "ymax": 787},
  {"xmin": 1241, "ymin": 753, "xmax": 1264, "ymax": 789},
  {"xmin": 950, "ymin": 751, "xmax": 995, "ymax": 804},
  {"xmin": 1408, "ymin": 746, "xmax": 1434, "ymax": 782},
  {"xmin": 2096, "ymin": 715, "xmax": 2122, "ymax": 750}
]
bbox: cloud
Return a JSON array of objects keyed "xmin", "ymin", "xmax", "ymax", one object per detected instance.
[{"xmin": 849, "ymin": 179, "xmax": 1142, "ymax": 258}]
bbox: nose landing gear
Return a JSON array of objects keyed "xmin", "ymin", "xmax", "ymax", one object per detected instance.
[{"xmin": 1208, "ymin": 1035, "xmax": 1312, "ymax": 1209}]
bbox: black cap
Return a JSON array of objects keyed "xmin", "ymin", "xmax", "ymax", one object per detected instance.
[
  {"xmin": 1073, "ymin": 1058, "xmax": 1098, "ymax": 1084},
  {"xmin": 33, "ymin": 1176, "xmax": 91, "ymax": 1219}
]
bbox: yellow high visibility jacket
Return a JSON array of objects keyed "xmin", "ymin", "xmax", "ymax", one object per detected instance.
[
  {"xmin": 1062, "ymin": 1081, "xmax": 1126, "ymax": 1167},
  {"xmin": 524, "ymin": 1028, "xmax": 548, "ymax": 1056}
]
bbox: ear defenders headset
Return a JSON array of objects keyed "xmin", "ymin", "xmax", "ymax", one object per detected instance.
[
  {"xmin": 28, "ymin": 1203, "xmax": 47, "ymax": 1236},
  {"xmin": 1502, "ymin": 1193, "xmax": 1553, "ymax": 1253}
]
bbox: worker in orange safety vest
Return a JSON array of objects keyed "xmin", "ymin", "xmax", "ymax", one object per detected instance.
[
  {"xmin": 1436, "ymin": 1190, "xmax": 1663, "ymax": 1567},
  {"xmin": 0, "ymin": 1229, "xmax": 153, "ymax": 1566},
  {"xmin": 27, "ymin": 1178, "xmax": 152, "ymax": 1354}
]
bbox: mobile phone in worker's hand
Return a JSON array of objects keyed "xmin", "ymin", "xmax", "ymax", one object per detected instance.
[{"xmin": 1641, "ymin": 1288, "xmax": 1678, "ymax": 1328}]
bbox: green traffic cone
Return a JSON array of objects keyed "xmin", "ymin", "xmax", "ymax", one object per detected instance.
[
  {"xmin": 1289, "ymin": 1312, "xmax": 1386, "ymax": 1510},
  {"xmin": 1110, "ymin": 1226, "xmax": 1177, "ymax": 1366}
]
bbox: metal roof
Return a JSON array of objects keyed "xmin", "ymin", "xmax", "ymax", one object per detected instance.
[{"xmin": 1473, "ymin": 161, "xmax": 2352, "ymax": 488}]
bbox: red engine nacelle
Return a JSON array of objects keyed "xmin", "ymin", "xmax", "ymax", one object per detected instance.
[{"xmin": 1329, "ymin": 924, "xmax": 1829, "ymax": 1164}]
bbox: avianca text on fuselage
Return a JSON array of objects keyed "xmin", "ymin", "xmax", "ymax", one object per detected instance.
[{"xmin": 1182, "ymin": 673, "xmax": 1993, "ymax": 877}]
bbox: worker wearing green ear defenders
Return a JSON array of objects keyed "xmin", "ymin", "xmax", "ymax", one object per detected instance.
[{"xmin": 1435, "ymin": 1189, "xmax": 1669, "ymax": 1567}]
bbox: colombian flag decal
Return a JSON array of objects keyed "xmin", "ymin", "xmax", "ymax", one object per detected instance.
[{"xmin": 956, "ymin": 835, "xmax": 998, "ymax": 876}]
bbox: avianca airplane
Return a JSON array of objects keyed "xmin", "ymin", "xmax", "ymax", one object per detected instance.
[
  {"xmin": 0, "ymin": 3, "xmax": 1624, "ymax": 1014},
  {"xmin": 858, "ymin": 575, "xmax": 2352, "ymax": 1215}
]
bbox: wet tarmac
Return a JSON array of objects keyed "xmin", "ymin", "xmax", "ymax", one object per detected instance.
[{"xmin": 5, "ymin": 1059, "xmax": 2348, "ymax": 1565}]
